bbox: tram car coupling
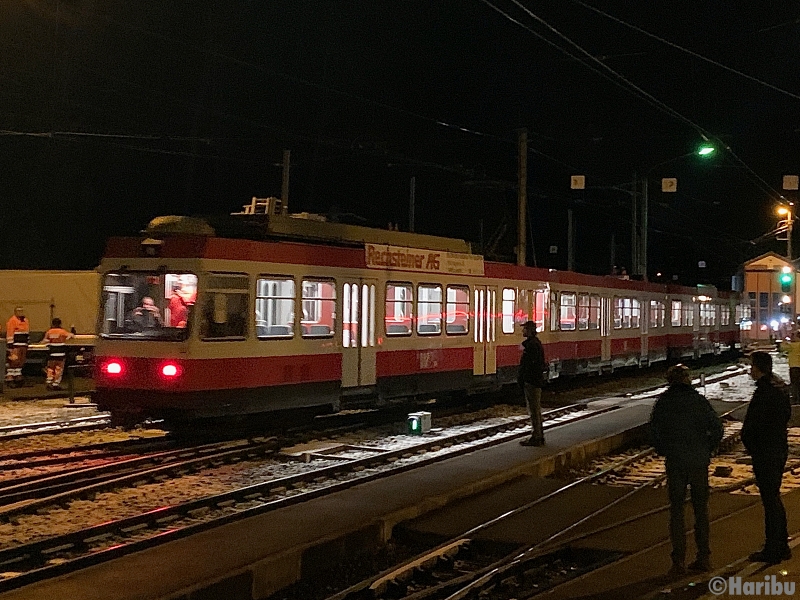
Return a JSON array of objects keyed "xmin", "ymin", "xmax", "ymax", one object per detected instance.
[{"xmin": 93, "ymin": 207, "xmax": 746, "ymax": 428}]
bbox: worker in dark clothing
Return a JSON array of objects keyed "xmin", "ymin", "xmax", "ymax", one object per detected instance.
[
  {"xmin": 742, "ymin": 351, "xmax": 792, "ymax": 564},
  {"xmin": 518, "ymin": 320, "xmax": 546, "ymax": 446},
  {"xmin": 650, "ymin": 364, "xmax": 723, "ymax": 576}
]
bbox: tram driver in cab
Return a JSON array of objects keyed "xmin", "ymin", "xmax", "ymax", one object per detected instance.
[{"xmin": 129, "ymin": 296, "xmax": 163, "ymax": 331}]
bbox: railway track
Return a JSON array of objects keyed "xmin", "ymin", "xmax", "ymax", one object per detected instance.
[
  {"xmin": 0, "ymin": 402, "xmax": 614, "ymax": 592},
  {"xmin": 316, "ymin": 410, "xmax": 750, "ymax": 600},
  {"xmin": 0, "ymin": 415, "xmax": 112, "ymax": 441},
  {"xmin": 0, "ymin": 436, "xmax": 280, "ymax": 514},
  {"xmin": 0, "ymin": 361, "xmax": 750, "ymax": 594}
]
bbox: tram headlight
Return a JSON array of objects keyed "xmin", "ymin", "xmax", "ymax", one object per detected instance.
[
  {"xmin": 160, "ymin": 362, "xmax": 181, "ymax": 378},
  {"xmin": 104, "ymin": 361, "xmax": 123, "ymax": 375}
]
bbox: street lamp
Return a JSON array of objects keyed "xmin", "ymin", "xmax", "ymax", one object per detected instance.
[
  {"xmin": 632, "ymin": 143, "xmax": 717, "ymax": 280},
  {"xmin": 697, "ymin": 143, "xmax": 715, "ymax": 157},
  {"xmin": 777, "ymin": 205, "xmax": 793, "ymax": 261}
]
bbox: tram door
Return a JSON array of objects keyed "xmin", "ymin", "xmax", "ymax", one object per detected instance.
[
  {"xmin": 640, "ymin": 299, "xmax": 648, "ymax": 362},
  {"xmin": 341, "ymin": 280, "xmax": 377, "ymax": 388},
  {"xmin": 600, "ymin": 297, "xmax": 612, "ymax": 362},
  {"xmin": 473, "ymin": 286, "xmax": 497, "ymax": 375}
]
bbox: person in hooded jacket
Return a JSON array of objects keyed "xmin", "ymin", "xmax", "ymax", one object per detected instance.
[
  {"xmin": 650, "ymin": 364, "xmax": 723, "ymax": 576},
  {"xmin": 517, "ymin": 320, "xmax": 546, "ymax": 446},
  {"xmin": 742, "ymin": 351, "xmax": 792, "ymax": 564}
]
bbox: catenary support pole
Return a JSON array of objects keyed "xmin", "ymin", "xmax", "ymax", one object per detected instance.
[{"xmin": 517, "ymin": 129, "xmax": 527, "ymax": 266}]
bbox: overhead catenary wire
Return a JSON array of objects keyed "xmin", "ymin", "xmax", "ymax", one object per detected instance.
[
  {"xmin": 570, "ymin": 0, "xmax": 800, "ymax": 103},
  {"xmin": 480, "ymin": 0, "xmax": 785, "ymax": 207}
]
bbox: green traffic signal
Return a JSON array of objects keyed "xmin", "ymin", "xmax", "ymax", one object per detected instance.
[{"xmin": 781, "ymin": 269, "xmax": 794, "ymax": 293}]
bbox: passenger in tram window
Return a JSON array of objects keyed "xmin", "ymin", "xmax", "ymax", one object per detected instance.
[
  {"xmin": 168, "ymin": 284, "xmax": 189, "ymax": 328},
  {"xmin": 518, "ymin": 321, "xmax": 546, "ymax": 447},
  {"xmin": 783, "ymin": 330, "xmax": 800, "ymax": 405},
  {"xmin": 650, "ymin": 364, "xmax": 723, "ymax": 576},
  {"xmin": 129, "ymin": 296, "xmax": 163, "ymax": 331}
]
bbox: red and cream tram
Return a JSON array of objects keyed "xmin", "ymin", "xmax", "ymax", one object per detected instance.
[{"xmin": 94, "ymin": 212, "xmax": 743, "ymax": 425}]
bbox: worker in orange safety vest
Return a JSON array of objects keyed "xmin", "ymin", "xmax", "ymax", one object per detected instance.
[
  {"xmin": 43, "ymin": 318, "xmax": 73, "ymax": 390},
  {"xmin": 6, "ymin": 306, "xmax": 30, "ymax": 387}
]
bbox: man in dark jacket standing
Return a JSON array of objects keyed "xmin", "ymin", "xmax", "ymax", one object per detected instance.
[
  {"xmin": 518, "ymin": 321, "xmax": 546, "ymax": 446},
  {"xmin": 742, "ymin": 351, "xmax": 792, "ymax": 564},
  {"xmin": 650, "ymin": 364, "xmax": 723, "ymax": 576}
]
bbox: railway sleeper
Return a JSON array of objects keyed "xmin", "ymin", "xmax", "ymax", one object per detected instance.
[{"xmin": 41, "ymin": 543, "xmax": 75, "ymax": 555}]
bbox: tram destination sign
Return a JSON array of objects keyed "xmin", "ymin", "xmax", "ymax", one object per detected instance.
[{"xmin": 365, "ymin": 244, "xmax": 485, "ymax": 276}]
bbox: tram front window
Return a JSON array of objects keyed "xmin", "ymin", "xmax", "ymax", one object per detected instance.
[{"xmin": 101, "ymin": 272, "xmax": 197, "ymax": 340}]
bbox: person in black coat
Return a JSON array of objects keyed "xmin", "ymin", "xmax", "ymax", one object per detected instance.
[
  {"xmin": 742, "ymin": 351, "xmax": 792, "ymax": 564},
  {"xmin": 650, "ymin": 364, "xmax": 723, "ymax": 575},
  {"xmin": 518, "ymin": 321, "xmax": 546, "ymax": 446}
]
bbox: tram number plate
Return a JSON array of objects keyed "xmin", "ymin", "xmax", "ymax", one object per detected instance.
[{"xmin": 418, "ymin": 350, "xmax": 441, "ymax": 370}]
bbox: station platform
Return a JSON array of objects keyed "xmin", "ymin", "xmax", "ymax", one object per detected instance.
[{"xmin": 0, "ymin": 398, "xmax": 659, "ymax": 600}]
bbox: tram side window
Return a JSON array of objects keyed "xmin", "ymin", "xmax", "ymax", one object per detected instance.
[
  {"xmin": 301, "ymin": 279, "xmax": 336, "ymax": 338},
  {"xmin": 446, "ymin": 285, "xmax": 470, "ymax": 335},
  {"xmin": 631, "ymin": 299, "xmax": 640, "ymax": 329},
  {"xmin": 682, "ymin": 303, "xmax": 695, "ymax": 327},
  {"xmin": 100, "ymin": 271, "xmax": 197, "ymax": 341},
  {"xmin": 502, "ymin": 288, "xmax": 516, "ymax": 334},
  {"xmin": 515, "ymin": 289, "xmax": 532, "ymax": 329},
  {"xmin": 202, "ymin": 274, "xmax": 249, "ymax": 340},
  {"xmin": 721, "ymin": 306, "xmax": 730, "ymax": 326},
  {"xmin": 613, "ymin": 297, "xmax": 623, "ymax": 329},
  {"xmin": 534, "ymin": 291, "xmax": 546, "ymax": 333},
  {"xmin": 577, "ymin": 294, "xmax": 589, "ymax": 330},
  {"xmin": 650, "ymin": 301, "xmax": 665, "ymax": 329},
  {"xmin": 560, "ymin": 293, "xmax": 576, "ymax": 331},
  {"xmin": 385, "ymin": 282, "xmax": 412, "ymax": 336},
  {"xmin": 671, "ymin": 301, "xmax": 682, "ymax": 327},
  {"xmin": 699, "ymin": 304, "xmax": 707, "ymax": 326},
  {"xmin": 550, "ymin": 292, "xmax": 559, "ymax": 332},
  {"xmin": 255, "ymin": 277, "xmax": 295, "ymax": 339},
  {"xmin": 588, "ymin": 295, "xmax": 600, "ymax": 330},
  {"xmin": 417, "ymin": 284, "xmax": 442, "ymax": 335}
]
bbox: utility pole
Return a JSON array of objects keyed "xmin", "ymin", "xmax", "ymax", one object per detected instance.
[
  {"xmin": 567, "ymin": 208, "xmax": 574, "ymax": 271},
  {"xmin": 281, "ymin": 149, "xmax": 291, "ymax": 214},
  {"xmin": 782, "ymin": 175, "xmax": 798, "ymax": 262},
  {"xmin": 631, "ymin": 172, "xmax": 639, "ymax": 277},
  {"xmin": 517, "ymin": 128, "xmax": 527, "ymax": 267},
  {"xmin": 609, "ymin": 233, "xmax": 616, "ymax": 273},
  {"xmin": 641, "ymin": 175, "xmax": 649, "ymax": 281},
  {"xmin": 409, "ymin": 176, "xmax": 416, "ymax": 233}
]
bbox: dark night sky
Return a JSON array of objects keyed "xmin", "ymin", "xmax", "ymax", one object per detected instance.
[{"xmin": 2, "ymin": 1, "xmax": 800, "ymax": 288}]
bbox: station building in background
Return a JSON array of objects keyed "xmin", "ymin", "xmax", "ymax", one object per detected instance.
[{"xmin": 743, "ymin": 252, "xmax": 797, "ymax": 343}]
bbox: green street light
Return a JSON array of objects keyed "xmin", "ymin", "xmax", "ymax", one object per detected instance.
[{"xmin": 697, "ymin": 144, "xmax": 715, "ymax": 156}]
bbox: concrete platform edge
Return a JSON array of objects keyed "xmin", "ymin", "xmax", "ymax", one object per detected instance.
[{"xmin": 166, "ymin": 422, "xmax": 649, "ymax": 600}]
